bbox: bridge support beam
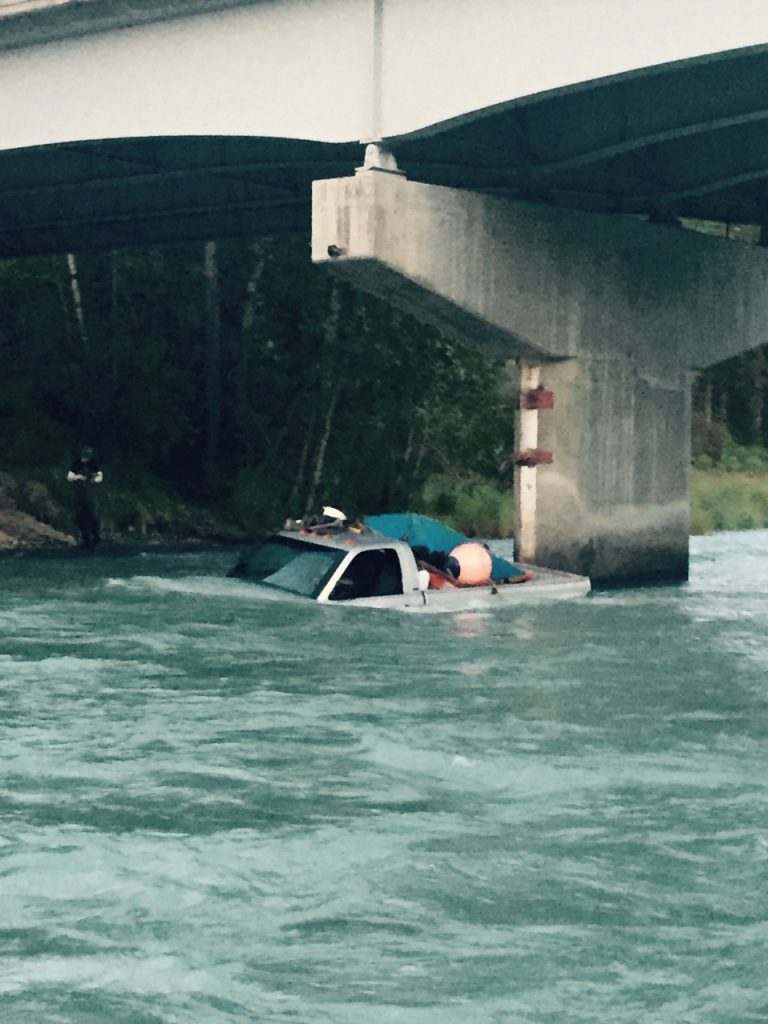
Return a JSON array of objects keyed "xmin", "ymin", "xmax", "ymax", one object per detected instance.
[
  {"xmin": 312, "ymin": 169, "xmax": 768, "ymax": 583},
  {"xmin": 513, "ymin": 357, "xmax": 690, "ymax": 582}
]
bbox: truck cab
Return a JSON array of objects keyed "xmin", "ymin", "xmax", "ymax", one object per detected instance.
[{"xmin": 228, "ymin": 530, "xmax": 423, "ymax": 606}]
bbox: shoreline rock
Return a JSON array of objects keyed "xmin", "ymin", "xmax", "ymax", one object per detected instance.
[
  {"xmin": 0, "ymin": 475, "xmax": 74, "ymax": 550},
  {"xmin": 0, "ymin": 507, "xmax": 75, "ymax": 550}
]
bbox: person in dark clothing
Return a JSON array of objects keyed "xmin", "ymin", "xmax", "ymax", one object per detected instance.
[{"xmin": 67, "ymin": 446, "xmax": 103, "ymax": 550}]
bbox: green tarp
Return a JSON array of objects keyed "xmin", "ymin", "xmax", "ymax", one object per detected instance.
[{"xmin": 363, "ymin": 512, "xmax": 523, "ymax": 580}]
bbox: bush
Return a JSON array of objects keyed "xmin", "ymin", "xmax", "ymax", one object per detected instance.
[
  {"xmin": 225, "ymin": 469, "xmax": 284, "ymax": 533},
  {"xmin": 719, "ymin": 432, "xmax": 768, "ymax": 472},
  {"xmin": 8, "ymin": 463, "xmax": 188, "ymax": 537},
  {"xmin": 92, "ymin": 473, "xmax": 181, "ymax": 535},
  {"xmin": 416, "ymin": 474, "xmax": 515, "ymax": 537},
  {"xmin": 690, "ymin": 467, "xmax": 768, "ymax": 534}
]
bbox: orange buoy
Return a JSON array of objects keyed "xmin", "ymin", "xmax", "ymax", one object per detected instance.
[{"xmin": 449, "ymin": 543, "xmax": 493, "ymax": 585}]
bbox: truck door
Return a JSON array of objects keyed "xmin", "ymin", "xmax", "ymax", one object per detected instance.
[{"xmin": 327, "ymin": 548, "xmax": 404, "ymax": 601}]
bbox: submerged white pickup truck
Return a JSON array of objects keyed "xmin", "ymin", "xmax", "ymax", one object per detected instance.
[{"xmin": 228, "ymin": 513, "xmax": 590, "ymax": 611}]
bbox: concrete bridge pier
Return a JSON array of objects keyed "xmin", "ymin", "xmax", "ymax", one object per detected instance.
[
  {"xmin": 514, "ymin": 356, "xmax": 690, "ymax": 582},
  {"xmin": 312, "ymin": 161, "xmax": 768, "ymax": 584}
]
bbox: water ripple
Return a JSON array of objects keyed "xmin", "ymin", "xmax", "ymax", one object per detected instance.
[{"xmin": 1, "ymin": 537, "xmax": 767, "ymax": 1022}]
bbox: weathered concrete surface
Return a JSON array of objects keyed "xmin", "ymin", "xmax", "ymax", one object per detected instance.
[
  {"xmin": 313, "ymin": 172, "xmax": 768, "ymax": 369},
  {"xmin": 515, "ymin": 358, "xmax": 691, "ymax": 583},
  {"xmin": 312, "ymin": 171, "xmax": 768, "ymax": 581}
]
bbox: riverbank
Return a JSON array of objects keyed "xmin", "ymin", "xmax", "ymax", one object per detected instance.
[
  {"xmin": 0, "ymin": 504, "xmax": 73, "ymax": 550},
  {"xmin": 690, "ymin": 467, "xmax": 768, "ymax": 533},
  {"xmin": 3, "ymin": 465, "xmax": 768, "ymax": 553},
  {"xmin": 0, "ymin": 469, "xmax": 248, "ymax": 553}
]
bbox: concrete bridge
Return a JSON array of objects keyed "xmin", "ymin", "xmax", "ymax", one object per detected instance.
[{"xmin": 3, "ymin": 0, "xmax": 768, "ymax": 581}]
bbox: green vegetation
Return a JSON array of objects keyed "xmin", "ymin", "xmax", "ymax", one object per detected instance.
[
  {"xmin": 0, "ymin": 237, "xmax": 517, "ymax": 539},
  {"xmin": 691, "ymin": 469, "xmax": 768, "ymax": 534},
  {"xmin": 688, "ymin": 259, "xmax": 768, "ymax": 531},
  {"xmin": 3, "ymin": 232, "xmax": 768, "ymax": 542},
  {"xmin": 691, "ymin": 434, "xmax": 768, "ymax": 534},
  {"xmin": 417, "ymin": 473, "xmax": 516, "ymax": 538}
]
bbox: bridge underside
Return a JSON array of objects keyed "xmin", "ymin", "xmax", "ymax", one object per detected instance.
[
  {"xmin": 0, "ymin": 136, "xmax": 358, "ymax": 256},
  {"xmin": 2, "ymin": 44, "xmax": 768, "ymax": 256},
  {"xmin": 394, "ymin": 44, "xmax": 768, "ymax": 226}
]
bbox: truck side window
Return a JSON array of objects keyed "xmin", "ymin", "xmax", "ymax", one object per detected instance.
[{"xmin": 329, "ymin": 549, "xmax": 403, "ymax": 601}]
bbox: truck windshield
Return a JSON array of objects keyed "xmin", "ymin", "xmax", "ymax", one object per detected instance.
[{"xmin": 241, "ymin": 536, "xmax": 344, "ymax": 598}]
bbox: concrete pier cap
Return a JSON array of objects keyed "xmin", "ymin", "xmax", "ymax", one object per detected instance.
[{"xmin": 312, "ymin": 164, "xmax": 768, "ymax": 584}]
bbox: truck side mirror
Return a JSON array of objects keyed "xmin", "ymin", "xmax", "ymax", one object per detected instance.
[{"xmin": 417, "ymin": 568, "xmax": 430, "ymax": 592}]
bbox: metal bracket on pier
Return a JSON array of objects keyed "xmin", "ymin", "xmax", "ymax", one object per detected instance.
[
  {"xmin": 514, "ymin": 449, "xmax": 554, "ymax": 468},
  {"xmin": 522, "ymin": 385, "xmax": 555, "ymax": 410}
]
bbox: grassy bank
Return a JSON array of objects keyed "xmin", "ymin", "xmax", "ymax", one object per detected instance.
[
  {"xmin": 418, "ymin": 465, "xmax": 768, "ymax": 539},
  {"xmin": 415, "ymin": 474, "xmax": 516, "ymax": 537},
  {"xmin": 420, "ymin": 467, "xmax": 768, "ymax": 539},
  {"xmin": 691, "ymin": 468, "xmax": 768, "ymax": 533},
  {"xmin": 690, "ymin": 437, "xmax": 768, "ymax": 534}
]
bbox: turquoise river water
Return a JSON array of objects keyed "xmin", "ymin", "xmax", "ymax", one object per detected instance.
[{"xmin": 1, "ymin": 531, "xmax": 767, "ymax": 1023}]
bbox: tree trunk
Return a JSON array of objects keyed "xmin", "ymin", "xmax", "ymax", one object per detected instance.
[
  {"xmin": 234, "ymin": 240, "xmax": 267, "ymax": 457},
  {"xmin": 303, "ymin": 385, "xmax": 339, "ymax": 517},
  {"xmin": 203, "ymin": 241, "xmax": 222, "ymax": 489},
  {"xmin": 110, "ymin": 250, "xmax": 121, "ymax": 392},
  {"xmin": 266, "ymin": 386, "xmax": 309, "ymax": 477},
  {"xmin": 241, "ymin": 240, "xmax": 267, "ymax": 341},
  {"xmin": 747, "ymin": 350, "xmax": 765, "ymax": 443},
  {"xmin": 702, "ymin": 376, "xmax": 713, "ymax": 426},
  {"xmin": 412, "ymin": 420, "xmax": 430, "ymax": 479},
  {"xmin": 302, "ymin": 281, "xmax": 342, "ymax": 515},
  {"xmin": 289, "ymin": 407, "xmax": 316, "ymax": 516},
  {"xmin": 66, "ymin": 253, "xmax": 89, "ymax": 353},
  {"xmin": 391, "ymin": 419, "xmax": 417, "ymax": 504}
]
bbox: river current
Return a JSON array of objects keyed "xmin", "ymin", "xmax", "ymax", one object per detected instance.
[{"xmin": 1, "ymin": 531, "xmax": 767, "ymax": 1023}]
